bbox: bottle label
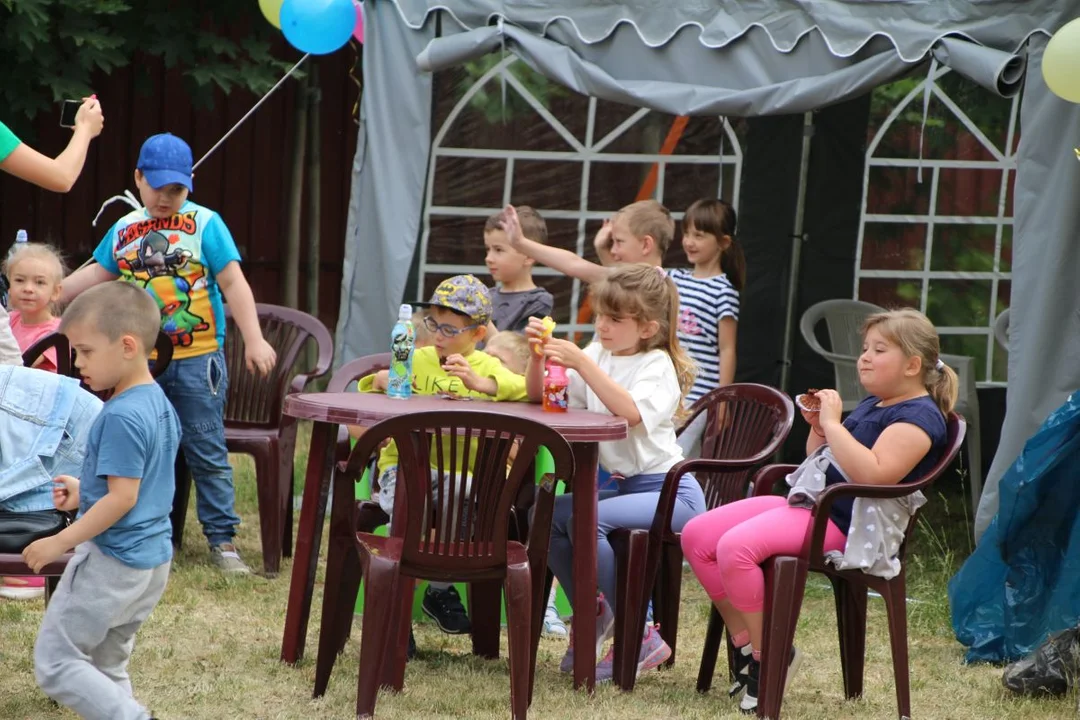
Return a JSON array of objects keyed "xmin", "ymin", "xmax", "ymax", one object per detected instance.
[
  {"xmin": 543, "ymin": 382, "xmax": 569, "ymax": 412},
  {"xmin": 387, "ymin": 322, "xmax": 415, "ymax": 399}
]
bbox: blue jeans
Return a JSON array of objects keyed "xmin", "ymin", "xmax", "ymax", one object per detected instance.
[
  {"xmin": 156, "ymin": 349, "xmax": 239, "ymax": 546},
  {"xmin": 547, "ymin": 472, "xmax": 706, "ymax": 615}
]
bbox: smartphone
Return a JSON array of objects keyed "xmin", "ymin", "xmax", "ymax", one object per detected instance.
[{"xmin": 59, "ymin": 99, "xmax": 81, "ymax": 128}]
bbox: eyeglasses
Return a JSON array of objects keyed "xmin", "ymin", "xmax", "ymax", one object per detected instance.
[{"xmin": 423, "ymin": 314, "xmax": 479, "ymax": 338}]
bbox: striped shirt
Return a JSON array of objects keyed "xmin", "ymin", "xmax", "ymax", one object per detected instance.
[{"xmin": 667, "ymin": 268, "xmax": 740, "ymax": 403}]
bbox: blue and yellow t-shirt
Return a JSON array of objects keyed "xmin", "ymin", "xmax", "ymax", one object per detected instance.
[{"xmin": 93, "ymin": 201, "xmax": 241, "ymax": 359}]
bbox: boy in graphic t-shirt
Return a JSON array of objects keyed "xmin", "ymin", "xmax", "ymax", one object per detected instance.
[{"xmin": 62, "ymin": 133, "xmax": 277, "ymax": 574}]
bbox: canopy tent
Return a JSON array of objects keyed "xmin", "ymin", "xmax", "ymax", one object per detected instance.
[{"xmin": 337, "ymin": 0, "xmax": 1080, "ymax": 543}]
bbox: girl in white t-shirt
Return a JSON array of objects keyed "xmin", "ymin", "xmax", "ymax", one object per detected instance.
[{"xmin": 525, "ymin": 263, "xmax": 708, "ymax": 682}]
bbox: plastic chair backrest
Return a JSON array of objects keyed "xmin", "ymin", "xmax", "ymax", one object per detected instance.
[
  {"xmin": 22, "ymin": 332, "xmax": 72, "ymax": 375},
  {"xmin": 689, "ymin": 383, "xmax": 795, "ymax": 508},
  {"xmin": 327, "ymin": 353, "xmax": 391, "ymax": 393},
  {"xmin": 223, "ymin": 303, "xmax": 333, "ymax": 429},
  {"xmin": 800, "ymin": 299, "xmax": 885, "ymax": 407},
  {"xmin": 349, "ymin": 410, "xmax": 574, "ymax": 577},
  {"xmin": 994, "ymin": 309, "xmax": 1010, "ymax": 352}
]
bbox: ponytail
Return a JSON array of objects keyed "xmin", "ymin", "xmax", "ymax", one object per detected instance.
[
  {"xmin": 721, "ymin": 240, "xmax": 746, "ymax": 292},
  {"xmin": 928, "ymin": 361, "xmax": 959, "ymax": 416}
]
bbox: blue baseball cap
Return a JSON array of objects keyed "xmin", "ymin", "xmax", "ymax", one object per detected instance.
[{"xmin": 137, "ymin": 133, "xmax": 194, "ymax": 191}]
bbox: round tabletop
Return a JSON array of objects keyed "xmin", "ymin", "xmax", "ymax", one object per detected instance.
[{"xmin": 283, "ymin": 391, "xmax": 627, "ymax": 442}]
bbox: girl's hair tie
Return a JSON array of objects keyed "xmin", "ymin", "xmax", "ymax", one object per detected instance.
[
  {"xmin": 935, "ymin": 358, "xmax": 945, "ymax": 371},
  {"xmin": 655, "ymin": 266, "xmax": 666, "ymax": 279}
]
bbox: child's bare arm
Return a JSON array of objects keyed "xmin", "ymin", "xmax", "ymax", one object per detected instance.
[
  {"xmin": 60, "ymin": 263, "xmax": 119, "ymax": 305},
  {"xmin": 216, "ymin": 261, "xmax": 277, "ymax": 376},
  {"xmin": 502, "ymin": 205, "xmax": 609, "ymax": 284},
  {"xmin": 22, "ymin": 476, "xmax": 140, "ymax": 572}
]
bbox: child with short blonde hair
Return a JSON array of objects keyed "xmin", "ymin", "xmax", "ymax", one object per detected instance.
[{"xmin": 484, "ymin": 205, "xmax": 553, "ymax": 335}]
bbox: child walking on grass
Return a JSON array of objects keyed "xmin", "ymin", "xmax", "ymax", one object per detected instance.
[
  {"xmin": 25, "ymin": 281, "xmax": 181, "ymax": 720},
  {"xmin": 0, "ymin": 243, "xmax": 67, "ymax": 601},
  {"xmin": 680, "ymin": 308, "xmax": 956, "ymax": 713},
  {"xmin": 525, "ymin": 264, "xmax": 707, "ymax": 682},
  {"xmin": 62, "ymin": 133, "xmax": 277, "ymax": 574}
]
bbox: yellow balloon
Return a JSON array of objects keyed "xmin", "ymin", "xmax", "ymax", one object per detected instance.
[
  {"xmin": 1043, "ymin": 18, "xmax": 1080, "ymax": 103},
  {"xmin": 258, "ymin": 0, "xmax": 284, "ymax": 29}
]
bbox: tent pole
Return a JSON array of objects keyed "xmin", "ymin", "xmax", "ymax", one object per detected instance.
[{"xmin": 779, "ymin": 111, "xmax": 815, "ymax": 395}]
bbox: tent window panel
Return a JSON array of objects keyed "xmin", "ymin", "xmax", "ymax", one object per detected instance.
[
  {"xmin": 860, "ymin": 223, "xmax": 927, "ymax": 271},
  {"xmin": 930, "ymin": 225, "xmax": 997, "ymax": 273},
  {"xmin": 427, "ymin": 216, "xmax": 490, "ymax": 266},
  {"xmin": 941, "ymin": 333, "xmax": 989, "ymax": 384},
  {"xmin": 587, "ymin": 162, "xmax": 660, "ymax": 211},
  {"xmin": 510, "ymin": 160, "xmax": 583, "ymax": 210},
  {"xmin": 866, "ymin": 166, "xmax": 931, "ymax": 215},
  {"xmin": 431, "ymin": 156, "xmax": 507, "ymax": 207},
  {"xmin": 935, "ymin": 168, "xmax": 1005, "ymax": 217},
  {"xmin": 857, "ymin": 278, "xmax": 922, "ymax": 309},
  {"xmin": 996, "ymin": 280, "xmax": 1011, "ymax": 317},
  {"xmin": 926, "ymin": 279, "xmax": 993, "ymax": 328}
]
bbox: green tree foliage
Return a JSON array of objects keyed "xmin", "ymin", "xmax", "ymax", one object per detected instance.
[
  {"xmin": 0, "ymin": 0, "xmax": 292, "ymax": 134},
  {"xmin": 461, "ymin": 54, "xmax": 565, "ymax": 123}
]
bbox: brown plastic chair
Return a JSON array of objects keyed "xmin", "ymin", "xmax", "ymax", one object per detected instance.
[
  {"xmin": 0, "ymin": 553, "xmax": 71, "ymax": 604},
  {"xmin": 608, "ymin": 384, "xmax": 795, "ymax": 690},
  {"xmin": 312, "ymin": 410, "xmax": 575, "ymax": 720},
  {"xmin": 696, "ymin": 413, "xmax": 966, "ymax": 719},
  {"xmin": 173, "ymin": 303, "xmax": 333, "ymax": 575},
  {"xmin": 22, "ymin": 331, "xmax": 174, "ymax": 382}
]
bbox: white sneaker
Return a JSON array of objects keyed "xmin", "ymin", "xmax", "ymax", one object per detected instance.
[
  {"xmin": 210, "ymin": 543, "xmax": 251, "ymax": 574},
  {"xmin": 543, "ymin": 601, "xmax": 568, "ymax": 637},
  {"xmin": 0, "ymin": 584, "xmax": 45, "ymax": 600}
]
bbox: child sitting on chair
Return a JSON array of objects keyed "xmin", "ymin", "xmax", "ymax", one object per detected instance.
[{"xmin": 680, "ymin": 308, "xmax": 956, "ymax": 713}]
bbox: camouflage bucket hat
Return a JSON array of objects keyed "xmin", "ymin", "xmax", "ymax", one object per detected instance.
[{"xmin": 419, "ymin": 274, "xmax": 493, "ymax": 326}]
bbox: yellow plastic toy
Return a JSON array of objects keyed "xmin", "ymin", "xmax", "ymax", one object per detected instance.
[{"xmin": 533, "ymin": 316, "xmax": 557, "ymax": 355}]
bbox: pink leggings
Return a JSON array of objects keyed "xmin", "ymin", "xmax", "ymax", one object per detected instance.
[{"xmin": 680, "ymin": 496, "xmax": 847, "ymax": 613}]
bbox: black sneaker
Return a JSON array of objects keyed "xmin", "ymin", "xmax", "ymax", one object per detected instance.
[
  {"xmin": 422, "ymin": 585, "xmax": 472, "ymax": 634},
  {"xmin": 728, "ymin": 644, "xmax": 754, "ymax": 697},
  {"xmin": 739, "ymin": 647, "xmax": 802, "ymax": 714}
]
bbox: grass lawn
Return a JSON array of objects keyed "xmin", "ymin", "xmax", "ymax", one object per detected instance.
[{"xmin": 1, "ymin": 424, "xmax": 1075, "ymax": 719}]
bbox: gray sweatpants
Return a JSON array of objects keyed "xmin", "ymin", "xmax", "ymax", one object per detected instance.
[{"xmin": 34, "ymin": 542, "xmax": 170, "ymax": 720}]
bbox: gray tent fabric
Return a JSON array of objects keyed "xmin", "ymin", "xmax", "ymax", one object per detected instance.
[
  {"xmin": 335, "ymin": 0, "xmax": 436, "ymax": 364},
  {"xmin": 973, "ymin": 34, "xmax": 1080, "ymax": 540},
  {"xmin": 417, "ymin": 23, "xmax": 1025, "ymax": 117},
  {"xmin": 391, "ymin": 0, "xmax": 1067, "ymax": 60}
]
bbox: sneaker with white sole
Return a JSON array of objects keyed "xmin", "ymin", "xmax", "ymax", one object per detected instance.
[
  {"xmin": 559, "ymin": 595, "xmax": 615, "ymax": 673},
  {"xmin": 728, "ymin": 643, "xmax": 754, "ymax": 698},
  {"xmin": 595, "ymin": 624, "xmax": 672, "ymax": 683},
  {"xmin": 210, "ymin": 543, "xmax": 251, "ymax": 574},
  {"xmin": 543, "ymin": 600, "xmax": 568, "ymax": 637},
  {"xmin": 740, "ymin": 646, "xmax": 803, "ymax": 714}
]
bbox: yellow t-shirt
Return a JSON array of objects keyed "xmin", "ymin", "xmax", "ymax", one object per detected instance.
[{"xmin": 357, "ymin": 346, "xmax": 528, "ymax": 474}]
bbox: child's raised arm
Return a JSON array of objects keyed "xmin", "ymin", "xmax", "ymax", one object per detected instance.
[{"xmin": 502, "ymin": 205, "xmax": 609, "ymax": 285}]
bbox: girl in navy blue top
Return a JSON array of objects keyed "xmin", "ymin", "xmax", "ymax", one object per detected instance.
[{"xmin": 681, "ymin": 308, "xmax": 957, "ymax": 713}]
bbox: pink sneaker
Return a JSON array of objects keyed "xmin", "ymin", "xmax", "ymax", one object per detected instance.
[
  {"xmin": 0, "ymin": 576, "xmax": 46, "ymax": 600},
  {"xmin": 596, "ymin": 625, "xmax": 672, "ymax": 683},
  {"xmin": 559, "ymin": 595, "xmax": 615, "ymax": 673}
]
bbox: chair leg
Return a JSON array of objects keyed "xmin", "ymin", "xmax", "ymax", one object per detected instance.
[
  {"xmin": 696, "ymin": 606, "xmax": 726, "ymax": 693},
  {"xmin": 170, "ymin": 452, "xmax": 191, "ymax": 548},
  {"xmin": 280, "ymin": 426, "xmax": 298, "ymax": 558},
  {"xmin": 252, "ymin": 441, "xmax": 283, "ymax": 576},
  {"xmin": 470, "ymin": 580, "xmax": 502, "ymax": 660},
  {"xmin": 44, "ymin": 576, "xmax": 61, "ymax": 606},
  {"xmin": 504, "ymin": 562, "xmax": 533, "ymax": 720},
  {"xmin": 355, "ymin": 555, "xmax": 402, "ymax": 719},
  {"xmin": 830, "ymin": 576, "xmax": 867, "ymax": 699},
  {"xmin": 381, "ymin": 578, "xmax": 414, "ymax": 692},
  {"xmin": 313, "ymin": 530, "xmax": 361, "ymax": 696},
  {"xmin": 528, "ymin": 570, "xmax": 555, "ymax": 707},
  {"xmin": 757, "ymin": 558, "xmax": 809, "ymax": 720},
  {"xmin": 880, "ymin": 576, "xmax": 912, "ymax": 720},
  {"xmin": 655, "ymin": 541, "xmax": 683, "ymax": 668},
  {"xmin": 612, "ymin": 532, "xmax": 650, "ymax": 691}
]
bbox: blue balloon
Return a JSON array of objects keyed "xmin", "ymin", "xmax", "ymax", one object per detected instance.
[{"xmin": 280, "ymin": 0, "xmax": 356, "ymax": 55}]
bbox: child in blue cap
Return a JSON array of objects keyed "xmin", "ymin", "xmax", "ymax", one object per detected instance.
[{"xmin": 63, "ymin": 133, "xmax": 277, "ymax": 574}]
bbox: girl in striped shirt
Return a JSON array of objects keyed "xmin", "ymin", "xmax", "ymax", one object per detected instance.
[{"xmin": 669, "ymin": 199, "xmax": 745, "ymax": 457}]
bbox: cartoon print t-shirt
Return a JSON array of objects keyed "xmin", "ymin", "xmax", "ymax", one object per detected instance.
[{"xmin": 93, "ymin": 201, "xmax": 241, "ymax": 360}]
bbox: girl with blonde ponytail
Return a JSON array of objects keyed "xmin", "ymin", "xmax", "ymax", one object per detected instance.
[{"xmin": 679, "ymin": 307, "xmax": 952, "ymax": 711}]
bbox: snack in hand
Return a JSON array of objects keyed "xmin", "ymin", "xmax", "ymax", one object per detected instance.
[
  {"xmin": 533, "ymin": 316, "xmax": 557, "ymax": 355},
  {"xmin": 796, "ymin": 388, "xmax": 822, "ymax": 412}
]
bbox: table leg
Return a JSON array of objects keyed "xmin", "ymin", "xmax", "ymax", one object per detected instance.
[
  {"xmin": 281, "ymin": 420, "xmax": 335, "ymax": 664},
  {"xmin": 570, "ymin": 442, "xmax": 599, "ymax": 693}
]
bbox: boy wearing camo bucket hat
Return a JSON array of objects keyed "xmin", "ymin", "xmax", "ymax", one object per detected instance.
[{"xmin": 357, "ymin": 274, "xmax": 529, "ymax": 646}]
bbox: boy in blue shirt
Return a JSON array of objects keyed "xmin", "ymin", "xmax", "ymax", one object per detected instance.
[
  {"xmin": 24, "ymin": 281, "xmax": 182, "ymax": 720},
  {"xmin": 62, "ymin": 133, "xmax": 277, "ymax": 573}
]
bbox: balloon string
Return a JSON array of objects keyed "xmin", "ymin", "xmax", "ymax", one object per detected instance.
[
  {"xmin": 193, "ymin": 53, "xmax": 310, "ymax": 171},
  {"xmin": 348, "ymin": 38, "xmax": 362, "ymax": 125}
]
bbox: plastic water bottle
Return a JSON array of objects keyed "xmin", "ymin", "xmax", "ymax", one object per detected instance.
[
  {"xmin": 543, "ymin": 360, "xmax": 569, "ymax": 412},
  {"xmin": 387, "ymin": 304, "xmax": 415, "ymax": 399},
  {"xmin": 0, "ymin": 229, "xmax": 27, "ymax": 308}
]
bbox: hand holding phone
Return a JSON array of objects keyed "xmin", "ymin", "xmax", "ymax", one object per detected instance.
[
  {"xmin": 60, "ymin": 100, "xmax": 81, "ymax": 128},
  {"xmin": 61, "ymin": 96, "xmax": 104, "ymax": 137}
]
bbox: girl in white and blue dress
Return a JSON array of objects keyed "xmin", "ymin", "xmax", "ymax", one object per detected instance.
[{"xmin": 668, "ymin": 198, "xmax": 745, "ymax": 456}]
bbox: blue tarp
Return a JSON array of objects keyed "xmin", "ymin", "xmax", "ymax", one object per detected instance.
[{"xmin": 950, "ymin": 391, "xmax": 1080, "ymax": 664}]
